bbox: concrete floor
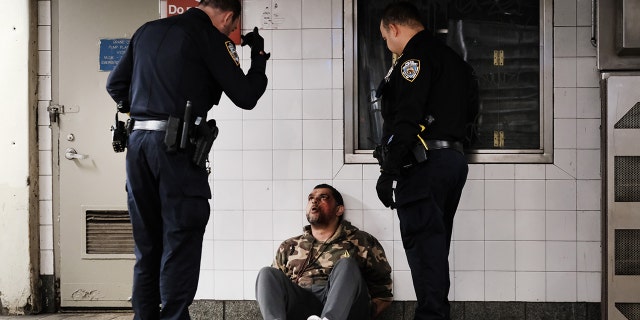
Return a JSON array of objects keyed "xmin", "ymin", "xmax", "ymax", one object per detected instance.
[{"xmin": 0, "ymin": 314, "xmax": 133, "ymax": 319}]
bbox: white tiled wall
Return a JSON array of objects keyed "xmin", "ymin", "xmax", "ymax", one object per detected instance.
[{"xmin": 37, "ymin": 0, "xmax": 602, "ymax": 303}]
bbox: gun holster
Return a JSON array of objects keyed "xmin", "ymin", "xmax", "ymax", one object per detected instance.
[
  {"xmin": 192, "ymin": 119, "xmax": 219, "ymax": 168},
  {"xmin": 111, "ymin": 112, "xmax": 129, "ymax": 153},
  {"xmin": 372, "ymin": 144, "xmax": 388, "ymax": 166}
]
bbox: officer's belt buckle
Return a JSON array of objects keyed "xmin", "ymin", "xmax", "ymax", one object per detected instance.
[
  {"xmin": 425, "ymin": 140, "xmax": 464, "ymax": 153},
  {"xmin": 133, "ymin": 120, "xmax": 168, "ymax": 131}
]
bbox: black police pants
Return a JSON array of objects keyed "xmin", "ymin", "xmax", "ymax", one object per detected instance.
[
  {"xmin": 126, "ymin": 130, "xmax": 211, "ymax": 320},
  {"xmin": 255, "ymin": 258, "xmax": 372, "ymax": 320},
  {"xmin": 396, "ymin": 149, "xmax": 468, "ymax": 320}
]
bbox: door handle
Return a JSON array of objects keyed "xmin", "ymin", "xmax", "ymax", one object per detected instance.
[{"xmin": 65, "ymin": 148, "xmax": 89, "ymax": 160}]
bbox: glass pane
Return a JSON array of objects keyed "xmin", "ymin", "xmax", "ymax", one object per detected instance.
[{"xmin": 357, "ymin": 0, "xmax": 541, "ymax": 150}]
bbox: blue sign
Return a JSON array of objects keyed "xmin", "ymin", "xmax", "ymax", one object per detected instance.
[{"xmin": 99, "ymin": 38, "xmax": 130, "ymax": 72}]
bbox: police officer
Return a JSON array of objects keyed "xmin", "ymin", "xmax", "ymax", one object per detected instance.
[
  {"xmin": 375, "ymin": 2, "xmax": 478, "ymax": 320},
  {"xmin": 106, "ymin": 0, "xmax": 269, "ymax": 318}
]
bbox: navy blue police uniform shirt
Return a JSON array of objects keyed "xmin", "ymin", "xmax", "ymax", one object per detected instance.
[
  {"xmin": 379, "ymin": 30, "xmax": 476, "ymax": 174},
  {"xmin": 106, "ymin": 8, "xmax": 268, "ymax": 120}
]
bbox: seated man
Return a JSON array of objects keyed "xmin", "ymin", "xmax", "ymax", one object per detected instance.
[{"xmin": 255, "ymin": 184, "xmax": 393, "ymax": 320}]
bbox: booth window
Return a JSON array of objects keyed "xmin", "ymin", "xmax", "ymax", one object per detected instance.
[{"xmin": 344, "ymin": 0, "xmax": 553, "ymax": 163}]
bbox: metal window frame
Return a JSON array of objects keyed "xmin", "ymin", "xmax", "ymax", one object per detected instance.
[{"xmin": 343, "ymin": 0, "xmax": 554, "ymax": 164}]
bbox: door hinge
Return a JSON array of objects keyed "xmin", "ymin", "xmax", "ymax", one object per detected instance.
[{"xmin": 47, "ymin": 104, "xmax": 64, "ymax": 123}]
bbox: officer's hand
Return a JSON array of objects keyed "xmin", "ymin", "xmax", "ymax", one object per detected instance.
[
  {"xmin": 376, "ymin": 172, "xmax": 396, "ymax": 209},
  {"xmin": 117, "ymin": 100, "xmax": 130, "ymax": 113},
  {"xmin": 241, "ymin": 27, "xmax": 264, "ymax": 51}
]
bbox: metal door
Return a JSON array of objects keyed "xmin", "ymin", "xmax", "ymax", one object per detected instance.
[
  {"xmin": 52, "ymin": 0, "xmax": 158, "ymax": 307},
  {"xmin": 603, "ymin": 73, "xmax": 640, "ymax": 320}
]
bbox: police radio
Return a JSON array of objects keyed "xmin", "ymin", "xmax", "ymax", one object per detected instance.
[{"xmin": 111, "ymin": 111, "xmax": 129, "ymax": 153}]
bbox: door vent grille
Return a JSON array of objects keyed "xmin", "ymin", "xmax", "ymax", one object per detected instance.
[
  {"xmin": 615, "ymin": 229, "xmax": 640, "ymax": 275},
  {"xmin": 615, "ymin": 102, "xmax": 640, "ymax": 129},
  {"xmin": 86, "ymin": 210, "xmax": 134, "ymax": 254},
  {"xmin": 616, "ymin": 303, "xmax": 640, "ymax": 320},
  {"xmin": 615, "ymin": 156, "xmax": 640, "ymax": 202}
]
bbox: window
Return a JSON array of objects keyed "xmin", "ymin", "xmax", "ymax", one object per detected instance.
[{"xmin": 344, "ymin": 0, "xmax": 553, "ymax": 163}]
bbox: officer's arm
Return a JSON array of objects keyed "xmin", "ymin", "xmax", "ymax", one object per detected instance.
[
  {"xmin": 106, "ymin": 33, "xmax": 137, "ymax": 107},
  {"xmin": 205, "ymin": 40, "xmax": 268, "ymax": 110}
]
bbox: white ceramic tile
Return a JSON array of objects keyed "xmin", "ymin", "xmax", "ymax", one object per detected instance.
[
  {"xmin": 485, "ymin": 164, "xmax": 514, "ymax": 180},
  {"xmin": 515, "ymin": 180, "xmax": 546, "ymax": 210},
  {"xmin": 577, "ymin": 151, "xmax": 600, "ymax": 182},
  {"xmin": 39, "ymin": 151, "xmax": 52, "ymax": 176},
  {"xmin": 454, "ymin": 241, "xmax": 484, "ymax": 271},
  {"xmin": 393, "ymin": 241, "xmax": 410, "ymax": 271},
  {"xmin": 38, "ymin": 1, "xmax": 51, "ymax": 25},
  {"xmin": 213, "ymin": 151, "xmax": 243, "ymax": 180},
  {"xmin": 547, "ymin": 149, "xmax": 577, "ymax": 179},
  {"xmin": 302, "ymin": 150, "xmax": 333, "ymax": 179},
  {"xmin": 273, "ymin": 211, "xmax": 304, "ymax": 242},
  {"xmin": 204, "ymin": 217, "xmax": 214, "ymax": 241},
  {"xmin": 332, "ymin": 88, "xmax": 343, "ymax": 120},
  {"xmin": 39, "ymin": 175, "xmax": 52, "ymax": 201},
  {"xmin": 516, "ymin": 241, "xmax": 545, "ymax": 272},
  {"xmin": 576, "ymin": 27, "xmax": 596, "ymax": 57},
  {"xmin": 303, "ymin": 59, "xmax": 332, "ymax": 89},
  {"xmin": 301, "ymin": 0, "xmax": 331, "ymax": 28},
  {"xmin": 577, "ymin": 272, "xmax": 601, "ymax": 302},
  {"xmin": 39, "ymin": 200, "xmax": 52, "ymax": 225},
  {"xmin": 452, "ymin": 210, "xmax": 484, "ymax": 241},
  {"xmin": 554, "ymin": 87, "xmax": 577, "ymax": 119},
  {"xmin": 379, "ymin": 240, "xmax": 394, "ymax": 272},
  {"xmin": 576, "ymin": 0, "xmax": 591, "ymax": 26},
  {"xmin": 577, "ymin": 242, "xmax": 601, "ymax": 272},
  {"xmin": 485, "ymin": 180, "xmax": 515, "ymax": 210},
  {"xmin": 576, "ymin": 88, "xmax": 601, "ymax": 119},
  {"xmin": 243, "ymin": 180, "xmax": 273, "ymax": 210},
  {"xmin": 38, "ymin": 51, "xmax": 51, "ymax": 76},
  {"xmin": 38, "ymin": 75, "xmax": 51, "ymax": 101},
  {"xmin": 515, "ymin": 211, "xmax": 545, "ymax": 241},
  {"xmin": 332, "ymin": 59, "xmax": 343, "ymax": 89},
  {"xmin": 546, "ymin": 242, "xmax": 577, "ymax": 271},
  {"xmin": 332, "ymin": 29, "xmax": 343, "ymax": 59},
  {"xmin": 485, "ymin": 271, "xmax": 515, "ymax": 300},
  {"xmin": 332, "ymin": 121, "xmax": 344, "ymax": 151},
  {"xmin": 332, "ymin": 0, "xmax": 343, "ymax": 28},
  {"xmin": 201, "ymin": 240, "xmax": 214, "ymax": 269},
  {"xmin": 393, "ymin": 270, "xmax": 417, "ymax": 300},
  {"xmin": 243, "ymin": 90, "xmax": 273, "ymax": 120},
  {"xmin": 546, "ymin": 180, "xmax": 577, "ymax": 210},
  {"xmin": 554, "ymin": 119, "xmax": 577, "ymax": 149},
  {"xmin": 345, "ymin": 209, "xmax": 363, "ymax": 230},
  {"xmin": 272, "ymin": 90, "xmax": 302, "ymax": 119},
  {"xmin": 242, "ymin": 0, "xmax": 271, "ymax": 29},
  {"xmin": 554, "ymin": 58, "xmax": 577, "ymax": 87},
  {"xmin": 271, "ymin": 0, "xmax": 302, "ymax": 29},
  {"xmin": 577, "ymin": 119, "xmax": 600, "ymax": 149},
  {"xmin": 213, "ymin": 211, "xmax": 244, "ymax": 240},
  {"xmin": 467, "ymin": 164, "xmax": 485, "ymax": 180},
  {"xmin": 40, "ymin": 249, "xmax": 54, "ymax": 275},
  {"xmin": 577, "ymin": 57, "xmax": 599, "ymax": 88},
  {"xmin": 458, "ymin": 180, "xmax": 484, "ymax": 210},
  {"xmin": 334, "ymin": 164, "xmax": 362, "ymax": 180},
  {"xmin": 331, "ymin": 179, "xmax": 363, "ymax": 210},
  {"xmin": 554, "ymin": 0, "xmax": 577, "ymax": 26},
  {"xmin": 210, "ymin": 95, "xmax": 243, "ymax": 120},
  {"xmin": 195, "ymin": 269, "xmax": 214, "ymax": 299},
  {"xmin": 213, "ymin": 180, "xmax": 243, "ymax": 210},
  {"xmin": 273, "ymin": 180, "xmax": 303, "ymax": 211},
  {"xmin": 243, "ymin": 240, "xmax": 273, "ymax": 270},
  {"xmin": 213, "ymin": 120, "xmax": 243, "ymax": 150},
  {"xmin": 362, "ymin": 178, "xmax": 388, "ymax": 210},
  {"xmin": 485, "ymin": 241, "xmax": 515, "ymax": 271},
  {"xmin": 272, "ymin": 29, "xmax": 301, "ymax": 59},
  {"xmin": 546, "ymin": 211, "xmax": 577, "ymax": 241},
  {"xmin": 273, "ymin": 120, "xmax": 302, "ymax": 149},
  {"xmin": 577, "ymin": 179, "xmax": 601, "ymax": 211},
  {"xmin": 302, "ymin": 29, "xmax": 332, "ymax": 59},
  {"xmin": 37, "ymin": 101, "xmax": 50, "ymax": 126},
  {"xmin": 243, "ymin": 212, "xmax": 273, "ymax": 241},
  {"xmin": 577, "ymin": 211, "xmax": 600, "ymax": 241},
  {"xmin": 214, "ymin": 241, "xmax": 243, "ymax": 270},
  {"xmin": 303, "ymin": 120, "xmax": 333, "ymax": 149},
  {"xmin": 554, "ymin": 27, "xmax": 577, "ymax": 57},
  {"xmin": 38, "ymin": 26, "xmax": 51, "ymax": 51},
  {"xmin": 454, "ymin": 271, "xmax": 484, "ymax": 301},
  {"xmin": 273, "ymin": 150, "xmax": 302, "ymax": 180},
  {"xmin": 546, "ymin": 272, "xmax": 577, "ymax": 301},
  {"xmin": 243, "ymin": 270, "xmax": 259, "ymax": 299},
  {"xmin": 363, "ymin": 210, "xmax": 394, "ymax": 241},
  {"xmin": 515, "ymin": 272, "xmax": 545, "ymax": 301},
  {"xmin": 243, "ymin": 150, "xmax": 273, "ymax": 180},
  {"xmin": 273, "ymin": 60, "xmax": 302, "ymax": 89},
  {"xmin": 302, "ymin": 89, "xmax": 332, "ymax": 119},
  {"xmin": 363, "ymin": 164, "xmax": 380, "ymax": 180},
  {"xmin": 485, "ymin": 211, "xmax": 515, "ymax": 241},
  {"xmin": 39, "ymin": 225, "xmax": 53, "ymax": 250},
  {"xmin": 214, "ymin": 270, "xmax": 244, "ymax": 299}
]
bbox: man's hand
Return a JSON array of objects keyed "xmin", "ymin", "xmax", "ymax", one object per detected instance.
[
  {"xmin": 241, "ymin": 26, "xmax": 270, "ymax": 60},
  {"xmin": 376, "ymin": 172, "xmax": 395, "ymax": 209}
]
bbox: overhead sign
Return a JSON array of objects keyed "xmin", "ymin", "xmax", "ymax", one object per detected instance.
[
  {"xmin": 165, "ymin": 0, "xmax": 241, "ymax": 44},
  {"xmin": 99, "ymin": 38, "xmax": 130, "ymax": 72}
]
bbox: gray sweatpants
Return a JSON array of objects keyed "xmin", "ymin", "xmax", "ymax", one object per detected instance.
[{"xmin": 255, "ymin": 257, "xmax": 371, "ymax": 320}]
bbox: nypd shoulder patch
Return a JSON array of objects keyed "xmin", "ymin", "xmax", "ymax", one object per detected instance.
[
  {"xmin": 401, "ymin": 59, "xmax": 420, "ymax": 82},
  {"xmin": 225, "ymin": 41, "xmax": 240, "ymax": 66}
]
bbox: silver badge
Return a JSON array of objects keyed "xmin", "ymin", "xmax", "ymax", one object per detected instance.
[
  {"xmin": 401, "ymin": 59, "xmax": 420, "ymax": 82},
  {"xmin": 225, "ymin": 41, "xmax": 240, "ymax": 66}
]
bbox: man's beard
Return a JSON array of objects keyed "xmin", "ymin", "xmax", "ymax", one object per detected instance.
[{"xmin": 306, "ymin": 211, "xmax": 328, "ymax": 226}]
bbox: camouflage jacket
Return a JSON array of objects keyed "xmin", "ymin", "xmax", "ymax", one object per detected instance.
[{"xmin": 273, "ymin": 220, "xmax": 393, "ymax": 300}]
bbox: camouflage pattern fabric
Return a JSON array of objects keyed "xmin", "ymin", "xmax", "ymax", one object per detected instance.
[{"xmin": 273, "ymin": 220, "xmax": 393, "ymax": 300}]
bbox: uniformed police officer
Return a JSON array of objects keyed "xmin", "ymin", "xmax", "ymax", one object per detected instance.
[
  {"xmin": 106, "ymin": 0, "xmax": 269, "ymax": 319},
  {"xmin": 375, "ymin": 2, "xmax": 478, "ymax": 320}
]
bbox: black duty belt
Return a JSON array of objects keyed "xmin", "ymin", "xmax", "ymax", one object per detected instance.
[{"xmin": 424, "ymin": 140, "xmax": 464, "ymax": 153}]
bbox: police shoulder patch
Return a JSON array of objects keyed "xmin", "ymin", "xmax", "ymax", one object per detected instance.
[
  {"xmin": 225, "ymin": 41, "xmax": 240, "ymax": 66},
  {"xmin": 401, "ymin": 59, "xmax": 420, "ymax": 82}
]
